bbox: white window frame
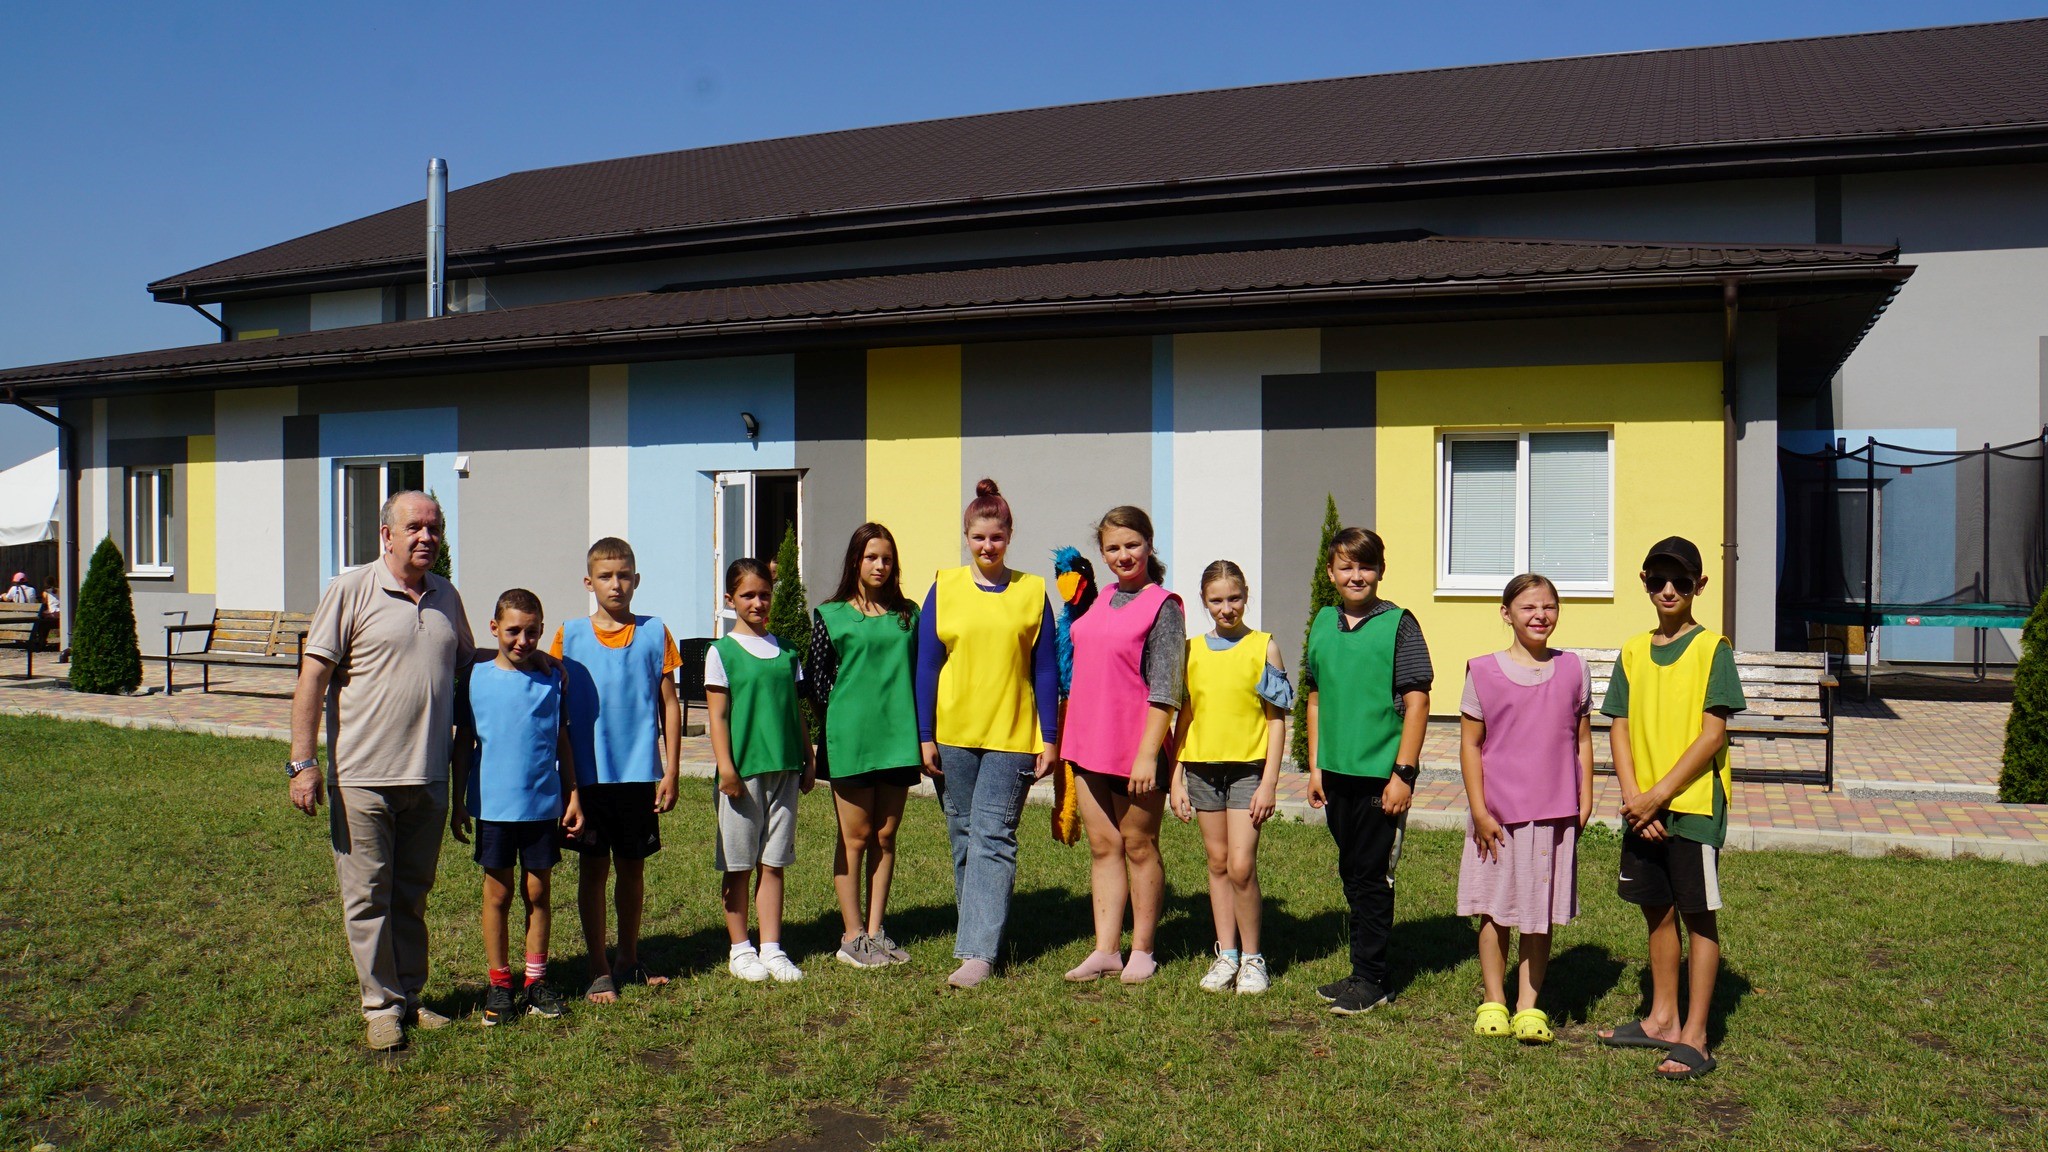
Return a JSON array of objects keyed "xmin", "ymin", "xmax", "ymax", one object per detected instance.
[
  {"xmin": 126, "ymin": 466, "xmax": 175, "ymax": 577},
  {"xmin": 334, "ymin": 457, "xmax": 426, "ymax": 572},
  {"xmin": 1436, "ymin": 429, "xmax": 1615, "ymax": 597},
  {"xmin": 711, "ymin": 469, "xmax": 803, "ymax": 637}
]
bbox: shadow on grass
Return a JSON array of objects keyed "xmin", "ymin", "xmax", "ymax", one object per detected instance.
[
  {"xmin": 1544, "ymin": 943, "xmax": 1627, "ymax": 1024},
  {"xmin": 1629, "ymin": 958, "xmax": 1755, "ymax": 1048}
]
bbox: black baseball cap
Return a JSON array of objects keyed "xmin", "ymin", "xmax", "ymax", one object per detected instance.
[{"xmin": 1641, "ymin": 536, "xmax": 1704, "ymax": 576}]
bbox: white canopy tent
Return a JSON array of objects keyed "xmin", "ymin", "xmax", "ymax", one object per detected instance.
[{"xmin": 0, "ymin": 450, "xmax": 59, "ymax": 546}]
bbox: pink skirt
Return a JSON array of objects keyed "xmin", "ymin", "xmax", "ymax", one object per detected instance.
[{"xmin": 1456, "ymin": 816, "xmax": 1580, "ymax": 934}]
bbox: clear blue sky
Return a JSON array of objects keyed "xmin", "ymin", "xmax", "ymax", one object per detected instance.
[{"xmin": 0, "ymin": 0, "xmax": 2041, "ymax": 463}]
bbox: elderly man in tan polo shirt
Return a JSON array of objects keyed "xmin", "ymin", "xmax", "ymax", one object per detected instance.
[{"xmin": 288, "ymin": 490, "xmax": 475, "ymax": 1052}]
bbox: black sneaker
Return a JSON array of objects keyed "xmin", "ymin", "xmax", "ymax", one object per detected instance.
[
  {"xmin": 1315, "ymin": 976, "xmax": 1356, "ymax": 1003},
  {"xmin": 1326, "ymin": 979, "xmax": 1390, "ymax": 1016},
  {"xmin": 482, "ymin": 984, "xmax": 517, "ymax": 1027},
  {"xmin": 525, "ymin": 981, "xmax": 566, "ymax": 1019}
]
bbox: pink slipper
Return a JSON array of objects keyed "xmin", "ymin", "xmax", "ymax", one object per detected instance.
[
  {"xmin": 1064, "ymin": 950, "xmax": 1124, "ymax": 982},
  {"xmin": 1119, "ymin": 950, "xmax": 1158, "ymax": 984},
  {"xmin": 947, "ymin": 958, "xmax": 993, "ymax": 989}
]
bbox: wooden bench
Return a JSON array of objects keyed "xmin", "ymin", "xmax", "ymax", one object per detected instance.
[
  {"xmin": 163, "ymin": 610, "xmax": 311, "ymax": 694},
  {"xmin": 0, "ymin": 602, "xmax": 41, "ymax": 679},
  {"xmin": 1574, "ymin": 647, "xmax": 1838, "ymax": 790}
]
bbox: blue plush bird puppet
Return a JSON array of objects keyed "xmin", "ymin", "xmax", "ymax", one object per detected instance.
[{"xmin": 1049, "ymin": 546, "xmax": 1099, "ymax": 845}]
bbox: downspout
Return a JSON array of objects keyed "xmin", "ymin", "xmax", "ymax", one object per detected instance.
[
  {"xmin": 1721, "ymin": 279, "xmax": 1741, "ymax": 645},
  {"xmin": 6, "ymin": 390, "xmax": 78, "ymax": 654}
]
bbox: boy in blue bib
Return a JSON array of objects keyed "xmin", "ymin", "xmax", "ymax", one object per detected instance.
[{"xmin": 452, "ymin": 589, "xmax": 584, "ymax": 1027}]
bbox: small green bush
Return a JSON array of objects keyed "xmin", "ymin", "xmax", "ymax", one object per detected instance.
[
  {"xmin": 1290, "ymin": 495, "xmax": 1342, "ymax": 768},
  {"xmin": 427, "ymin": 489, "xmax": 451, "ymax": 579},
  {"xmin": 767, "ymin": 524, "xmax": 816, "ymax": 730},
  {"xmin": 2000, "ymin": 584, "xmax": 2048, "ymax": 803},
  {"xmin": 69, "ymin": 537, "xmax": 142, "ymax": 695}
]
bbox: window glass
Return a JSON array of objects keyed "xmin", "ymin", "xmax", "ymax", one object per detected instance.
[
  {"xmin": 1445, "ymin": 439, "xmax": 1516, "ymax": 578},
  {"xmin": 342, "ymin": 464, "xmax": 382, "ymax": 568},
  {"xmin": 1529, "ymin": 431, "xmax": 1609, "ymax": 581}
]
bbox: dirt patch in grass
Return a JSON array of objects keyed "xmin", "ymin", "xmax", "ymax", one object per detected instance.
[
  {"xmin": 484, "ymin": 1104, "xmax": 532, "ymax": 1148},
  {"xmin": 1906, "ymin": 1031, "xmax": 1952, "ymax": 1054},
  {"xmin": 1702, "ymin": 1099, "xmax": 1751, "ymax": 1135},
  {"xmin": 636, "ymin": 1116, "xmax": 678, "ymax": 1149},
  {"xmin": 748, "ymin": 1104, "xmax": 889, "ymax": 1151},
  {"xmin": 801, "ymin": 1009, "xmax": 851, "ymax": 1036},
  {"xmin": 636, "ymin": 1046, "xmax": 687, "ymax": 1073},
  {"xmin": 1866, "ymin": 946, "xmax": 1903, "ymax": 971},
  {"xmin": 1268, "ymin": 1013, "xmax": 1319, "ymax": 1033}
]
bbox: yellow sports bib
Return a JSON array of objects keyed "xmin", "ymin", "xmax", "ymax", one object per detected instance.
[
  {"xmin": 1181, "ymin": 631, "xmax": 1273, "ymax": 763},
  {"xmin": 1618, "ymin": 628, "xmax": 1731, "ymax": 817},
  {"xmin": 933, "ymin": 566, "xmax": 1046, "ymax": 754}
]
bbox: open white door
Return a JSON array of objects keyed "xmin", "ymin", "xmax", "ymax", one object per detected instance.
[{"xmin": 712, "ymin": 471, "xmax": 754, "ymax": 636}]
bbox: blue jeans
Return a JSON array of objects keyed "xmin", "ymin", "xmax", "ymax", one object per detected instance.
[{"xmin": 937, "ymin": 744, "xmax": 1036, "ymax": 962}]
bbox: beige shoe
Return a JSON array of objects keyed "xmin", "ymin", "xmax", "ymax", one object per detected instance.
[
  {"xmin": 366, "ymin": 1015, "xmax": 405, "ymax": 1052},
  {"xmin": 406, "ymin": 1004, "xmax": 452, "ymax": 1031}
]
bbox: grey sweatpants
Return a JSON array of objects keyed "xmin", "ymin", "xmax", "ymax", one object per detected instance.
[{"xmin": 329, "ymin": 782, "xmax": 448, "ymax": 1020}]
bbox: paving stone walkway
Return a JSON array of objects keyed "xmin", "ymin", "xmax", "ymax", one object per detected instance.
[{"xmin": 5, "ymin": 651, "xmax": 2042, "ymax": 861}]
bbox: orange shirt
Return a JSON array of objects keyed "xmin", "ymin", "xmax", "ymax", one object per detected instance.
[{"xmin": 550, "ymin": 618, "xmax": 682, "ymax": 675}]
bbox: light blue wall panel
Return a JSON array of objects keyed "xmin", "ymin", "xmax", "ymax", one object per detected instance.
[
  {"xmin": 316, "ymin": 408, "xmax": 460, "ymax": 584},
  {"xmin": 626, "ymin": 356, "xmax": 796, "ymax": 637}
]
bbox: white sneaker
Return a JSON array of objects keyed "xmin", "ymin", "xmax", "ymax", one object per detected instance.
[
  {"xmin": 762, "ymin": 951, "xmax": 805, "ymax": 983},
  {"xmin": 728, "ymin": 950, "xmax": 769, "ymax": 982},
  {"xmin": 1199, "ymin": 947, "xmax": 1240, "ymax": 993},
  {"xmin": 1235, "ymin": 954, "xmax": 1270, "ymax": 996}
]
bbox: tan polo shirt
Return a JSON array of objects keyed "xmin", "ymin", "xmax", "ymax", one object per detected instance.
[{"xmin": 303, "ymin": 559, "xmax": 475, "ymax": 787}]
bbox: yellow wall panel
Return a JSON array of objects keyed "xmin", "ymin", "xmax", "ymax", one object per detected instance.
[
  {"xmin": 866, "ymin": 346, "xmax": 962, "ymax": 600},
  {"xmin": 1373, "ymin": 362, "xmax": 1723, "ymax": 712},
  {"xmin": 185, "ymin": 435, "xmax": 217, "ymax": 595}
]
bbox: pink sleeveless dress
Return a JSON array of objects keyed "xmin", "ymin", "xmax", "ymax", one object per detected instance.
[{"xmin": 1455, "ymin": 651, "xmax": 1585, "ymax": 933}]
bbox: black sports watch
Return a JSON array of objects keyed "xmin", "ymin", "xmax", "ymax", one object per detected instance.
[{"xmin": 1391, "ymin": 763, "xmax": 1420, "ymax": 786}]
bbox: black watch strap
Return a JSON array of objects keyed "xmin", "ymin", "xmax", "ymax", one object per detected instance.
[{"xmin": 1392, "ymin": 762, "xmax": 1420, "ymax": 785}]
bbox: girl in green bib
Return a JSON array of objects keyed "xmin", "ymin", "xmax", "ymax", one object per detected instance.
[
  {"xmin": 707, "ymin": 558, "xmax": 816, "ymax": 984},
  {"xmin": 806, "ymin": 523, "xmax": 922, "ymax": 969}
]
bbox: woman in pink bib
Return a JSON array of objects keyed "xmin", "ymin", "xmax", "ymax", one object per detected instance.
[
  {"xmin": 1457, "ymin": 573, "xmax": 1595, "ymax": 1045},
  {"xmin": 1061, "ymin": 506, "xmax": 1184, "ymax": 985}
]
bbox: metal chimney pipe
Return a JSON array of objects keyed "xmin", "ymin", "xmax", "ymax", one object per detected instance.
[{"xmin": 426, "ymin": 158, "xmax": 447, "ymax": 318}]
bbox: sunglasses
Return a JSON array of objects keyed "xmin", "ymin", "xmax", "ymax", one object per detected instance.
[{"xmin": 1642, "ymin": 573, "xmax": 1697, "ymax": 595}]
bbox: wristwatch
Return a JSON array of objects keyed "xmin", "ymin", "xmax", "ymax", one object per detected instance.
[
  {"xmin": 1391, "ymin": 763, "xmax": 1421, "ymax": 786},
  {"xmin": 285, "ymin": 757, "xmax": 319, "ymax": 778}
]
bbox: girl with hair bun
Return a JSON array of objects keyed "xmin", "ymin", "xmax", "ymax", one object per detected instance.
[
  {"xmin": 1060, "ymin": 505, "xmax": 1184, "ymax": 985},
  {"xmin": 914, "ymin": 479, "xmax": 1061, "ymax": 989}
]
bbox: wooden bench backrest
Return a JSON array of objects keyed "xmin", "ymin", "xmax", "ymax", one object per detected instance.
[
  {"xmin": 0, "ymin": 602, "xmax": 37, "ymax": 631},
  {"xmin": 207, "ymin": 610, "xmax": 312, "ymax": 658},
  {"xmin": 1569, "ymin": 647, "xmax": 1830, "ymax": 721}
]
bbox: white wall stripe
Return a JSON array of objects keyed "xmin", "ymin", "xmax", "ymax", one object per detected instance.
[
  {"xmin": 213, "ymin": 387, "xmax": 296, "ymax": 608},
  {"xmin": 587, "ymin": 364, "xmax": 630, "ymax": 610}
]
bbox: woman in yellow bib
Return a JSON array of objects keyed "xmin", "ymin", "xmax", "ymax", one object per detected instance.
[{"xmin": 916, "ymin": 479, "xmax": 1060, "ymax": 989}]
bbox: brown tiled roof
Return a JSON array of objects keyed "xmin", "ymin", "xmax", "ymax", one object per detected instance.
[
  {"xmin": 148, "ymin": 19, "xmax": 2044, "ymax": 300},
  {"xmin": 10, "ymin": 236, "xmax": 1904, "ymax": 394}
]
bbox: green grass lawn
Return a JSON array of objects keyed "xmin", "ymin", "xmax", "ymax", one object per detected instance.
[{"xmin": 1, "ymin": 714, "xmax": 2044, "ymax": 1151}]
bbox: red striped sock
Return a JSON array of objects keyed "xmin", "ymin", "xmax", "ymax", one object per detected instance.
[
  {"xmin": 488, "ymin": 967, "xmax": 514, "ymax": 990},
  {"xmin": 524, "ymin": 954, "xmax": 546, "ymax": 984}
]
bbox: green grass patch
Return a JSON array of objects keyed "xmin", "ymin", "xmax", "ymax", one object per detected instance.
[{"xmin": 1, "ymin": 714, "xmax": 2044, "ymax": 1150}]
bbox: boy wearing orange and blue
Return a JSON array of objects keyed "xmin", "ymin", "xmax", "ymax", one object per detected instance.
[{"xmin": 1598, "ymin": 536, "xmax": 1744, "ymax": 1080}]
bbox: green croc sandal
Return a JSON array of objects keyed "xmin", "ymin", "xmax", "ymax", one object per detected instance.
[
  {"xmin": 1474, "ymin": 1002, "xmax": 1512, "ymax": 1037},
  {"xmin": 1512, "ymin": 1008, "xmax": 1554, "ymax": 1045}
]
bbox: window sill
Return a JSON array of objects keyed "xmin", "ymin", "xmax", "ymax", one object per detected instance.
[{"xmin": 127, "ymin": 568, "xmax": 176, "ymax": 580}]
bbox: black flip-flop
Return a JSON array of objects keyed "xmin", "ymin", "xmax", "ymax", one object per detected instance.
[
  {"xmin": 585, "ymin": 975, "xmax": 617, "ymax": 1000},
  {"xmin": 615, "ymin": 963, "xmax": 662, "ymax": 987},
  {"xmin": 1600, "ymin": 1021, "xmax": 1675, "ymax": 1050},
  {"xmin": 1655, "ymin": 1043, "xmax": 1717, "ymax": 1080}
]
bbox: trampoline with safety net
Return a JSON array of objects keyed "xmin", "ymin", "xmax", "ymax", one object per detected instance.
[{"xmin": 1779, "ymin": 431, "xmax": 2047, "ymax": 689}]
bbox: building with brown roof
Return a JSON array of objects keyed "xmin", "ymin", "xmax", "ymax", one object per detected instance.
[{"xmin": 6, "ymin": 17, "xmax": 2044, "ymax": 695}]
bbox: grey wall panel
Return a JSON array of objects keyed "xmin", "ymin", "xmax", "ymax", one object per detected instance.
[
  {"xmin": 961, "ymin": 338, "xmax": 1153, "ymax": 583},
  {"xmin": 1262, "ymin": 371, "xmax": 1375, "ymax": 669},
  {"xmin": 221, "ymin": 295, "xmax": 311, "ymax": 338},
  {"xmin": 451, "ymin": 370, "xmax": 592, "ymax": 642},
  {"xmin": 794, "ymin": 350, "xmax": 866, "ymax": 603},
  {"xmin": 1734, "ymin": 316, "xmax": 1778, "ymax": 652},
  {"xmin": 108, "ymin": 394, "xmax": 211, "ymax": 440},
  {"xmin": 282, "ymin": 415, "xmax": 321, "ymax": 612},
  {"xmin": 133, "ymin": 591, "xmax": 214, "ymax": 656}
]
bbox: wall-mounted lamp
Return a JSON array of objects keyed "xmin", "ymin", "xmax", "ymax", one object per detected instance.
[
  {"xmin": 741, "ymin": 411, "xmax": 760, "ymax": 440},
  {"xmin": 454, "ymin": 454, "xmax": 471, "ymax": 478}
]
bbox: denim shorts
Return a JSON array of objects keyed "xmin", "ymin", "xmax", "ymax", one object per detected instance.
[{"xmin": 1181, "ymin": 761, "xmax": 1263, "ymax": 811}]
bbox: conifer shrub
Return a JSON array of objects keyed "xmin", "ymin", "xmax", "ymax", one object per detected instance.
[
  {"xmin": 2000, "ymin": 584, "xmax": 2048, "ymax": 804},
  {"xmin": 1290, "ymin": 495, "xmax": 1342, "ymax": 768},
  {"xmin": 767, "ymin": 523, "xmax": 816, "ymax": 730},
  {"xmin": 69, "ymin": 537, "xmax": 142, "ymax": 695},
  {"xmin": 427, "ymin": 489, "xmax": 451, "ymax": 579}
]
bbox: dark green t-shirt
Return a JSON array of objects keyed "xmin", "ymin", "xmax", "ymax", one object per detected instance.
[{"xmin": 1600, "ymin": 627, "xmax": 1745, "ymax": 847}]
